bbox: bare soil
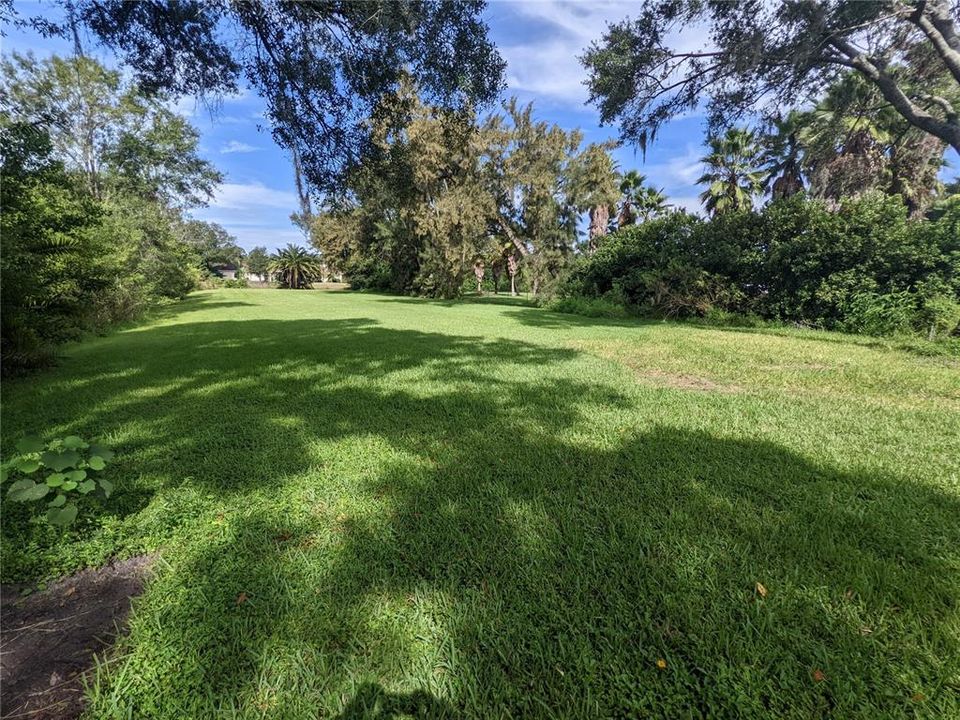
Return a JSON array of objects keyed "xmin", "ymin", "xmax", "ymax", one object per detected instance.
[{"xmin": 1, "ymin": 555, "xmax": 152, "ymax": 719}]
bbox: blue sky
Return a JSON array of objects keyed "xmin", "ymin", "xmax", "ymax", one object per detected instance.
[{"xmin": 4, "ymin": 0, "xmax": 956, "ymax": 251}]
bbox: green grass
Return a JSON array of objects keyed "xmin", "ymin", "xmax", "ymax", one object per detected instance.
[{"xmin": 2, "ymin": 289, "xmax": 959, "ymax": 718}]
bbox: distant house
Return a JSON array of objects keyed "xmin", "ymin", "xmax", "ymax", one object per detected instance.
[{"xmin": 209, "ymin": 263, "xmax": 239, "ymax": 280}]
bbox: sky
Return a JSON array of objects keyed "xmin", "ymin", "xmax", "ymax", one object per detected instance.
[{"xmin": 3, "ymin": 0, "xmax": 956, "ymax": 251}]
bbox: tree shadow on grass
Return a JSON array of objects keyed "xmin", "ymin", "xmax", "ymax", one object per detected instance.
[
  {"xmin": 100, "ymin": 420, "xmax": 960, "ymax": 717},
  {"xmin": 3, "ymin": 315, "xmax": 958, "ymax": 717},
  {"xmin": 0, "ymin": 318, "xmax": 598, "ymax": 577},
  {"xmin": 501, "ymin": 307, "xmax": 656, "ymax": 330}
]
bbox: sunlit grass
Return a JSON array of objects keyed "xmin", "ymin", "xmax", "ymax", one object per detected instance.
[{"xmin": 2, "ymin": 289, "xmax": 958, "ymax": 718}]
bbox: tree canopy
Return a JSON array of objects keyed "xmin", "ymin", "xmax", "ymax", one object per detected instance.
[
  {"xmin": 582, "ymin": 0, "xmax": 960, "ymax": 154},
  {"xmin": 21, "ymin": 0, "xmax": 506, "ymax": 192}
]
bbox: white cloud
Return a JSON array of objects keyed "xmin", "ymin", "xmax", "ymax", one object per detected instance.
[
  {"xmin": 220, "ymin": 140, "xmax": 260, "ymax": 154},
  {"xmin": 641, "ymin": 144, "xmax": 705, "ymax": 189},
  {"xmin": 498, "ymin": 1, "xmax": 712, "ymax": 105},
  {"xmin": 208, "ymin": 182, "xmax": 297, "ymax": 210},
  {"xmin": 193, "ymin": 182, "xmax": 304, "ymax": 251}
]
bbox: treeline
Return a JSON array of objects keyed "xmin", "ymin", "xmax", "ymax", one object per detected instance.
[
  {"xmin": 0, "ymin": 54, "xmax": 242, "ymax": 373},
  {"xmin": 311, "ymin": 70, "xmax": 959, "ymax": 341}
]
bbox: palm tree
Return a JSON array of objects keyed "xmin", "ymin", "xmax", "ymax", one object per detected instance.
[
  {"xmin": 762, "ymin": 112, "xmax": 805, "ymax": 201},
  {"xmin": 269, "ymin": 244, "xmax": 324, "ymax": 289},
  {"xmin": 617, "ymin": 170, "xmax": 646, "ymax": 227},
  {"xmin": 696, "ymin": 128, "xmax": 764, "ymax": 215},
  {"xmin": 798, "ymin": 75, "xmax": 894, "ymax": 205},
  {"xmin": 635, "ymin": 185, "xmax": 669, "ymax": 221}
]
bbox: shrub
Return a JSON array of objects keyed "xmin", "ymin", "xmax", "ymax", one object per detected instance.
[
  {"xmin": 842, "ymin": 291, "xmax": 917, "ymax": 336},
  {"xmin": 560, "ymin": 194, "xmax": 958, "ymax": 337},
  {"xmin": 563, "ymin": 213, "xmax": 746, "ymax": 318},
  {"xmin": 1, "ymin": 435, "xmax": 115, "ymax": 526},
  {"xmin": 919, "ymin": 293, "xmax": 960, "ymax": 340}
]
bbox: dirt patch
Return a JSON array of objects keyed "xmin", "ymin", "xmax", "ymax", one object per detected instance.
[
  {"xmin": 571, "ymin": 341, "xmax": 742, "ymax": 394},
  {"xmin": 633, "ymin": 368, "xmax": 743, "ymax": 393},
  {"xmin": 1, "ymin": 555, "xmax": 153, "ymax": 719}
]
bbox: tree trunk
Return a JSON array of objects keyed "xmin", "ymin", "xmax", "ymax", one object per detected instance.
[{"xmin": 588, "ymin": 204, "xmax": 609, "ymax": 253}]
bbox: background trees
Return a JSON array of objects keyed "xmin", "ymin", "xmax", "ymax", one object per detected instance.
[
  {"xmin": 0, "ymin": 53, "xmax": 233, "ymax": 372},
  {"xmin": 308, "ymin": 86, "xmax": 627, "ymax": 299},
  {"xmin": 246, "ymin": 247, "xmax": 271, "ymax": 281}
]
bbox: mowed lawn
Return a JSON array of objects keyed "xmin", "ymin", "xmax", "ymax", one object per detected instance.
[{"xmin": 2, "ymin": 289, "xmax": 959, "ymax": 718}]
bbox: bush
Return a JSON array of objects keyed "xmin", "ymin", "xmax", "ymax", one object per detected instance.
[
  {"xmin": 558, "ymin": 194, "xmax": 959, "ymax": 338},
  {"xmin": 842, "ymin": 291, "xmax": 917, "ymax": 336},
  {"xmin": 563, "ymin": 213, "xmax": 747, "ymax": 318},
  {"xmin": 345, "ymin": 256, "xmax": 394, "ymax": 291},
  {"xmin": 919, "ymin": 293, "xmax": 960, "ymax": 340}
]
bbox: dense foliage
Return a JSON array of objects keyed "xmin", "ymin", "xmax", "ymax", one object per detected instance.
[
  {"xmin": 561, "ymin": 193, "xmax": 960, "ymax": 338},
  {"xmin": 310, "ymin": 84, "xmax": 620, "ymax": 299},
  {"xmin": 0, "ymin": 54, "xmax": 236, "ymax": 373}
]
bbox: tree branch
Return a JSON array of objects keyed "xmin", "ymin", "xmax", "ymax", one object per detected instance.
[
  {"xmin": 906, "ymin": 0, "xmax": 960, "ymax": 86},
  {"xmin": 828, "ymin": 36, "xmax": 960, "ymax": 152}
]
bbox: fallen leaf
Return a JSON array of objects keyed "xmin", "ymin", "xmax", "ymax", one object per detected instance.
[
  {"xmin": 656, "ymin": 658, "xmax": 667, "ymax": 670},
  {"xmin": 335, "ymin": 513, "xmax": 347, "ymax": 523},
  {"xmin": 859, "ymin": 626, "xmax": 872, "ymax": 635},
  {"xmin": 911, "ymin": 692, "xmax": 925, "ymax": 702},
  {"xmin": 236, "ymin": 592, "xmax": 248, "ymax": 605},
  {"xmin": 755, "ymin": 582, "xmax": 768, "ymax": 598},
  {"xmin": 844, "ymin": 588, "xmax": 855, "ymax": 601},
  {"xmin": 812, "ymin": 669, "xmax": 826, "ymax": 683}
]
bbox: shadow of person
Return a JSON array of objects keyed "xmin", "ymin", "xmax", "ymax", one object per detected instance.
[{"xmin": 336, "ymin": 682, "xmax": 459, "ymax": 719}]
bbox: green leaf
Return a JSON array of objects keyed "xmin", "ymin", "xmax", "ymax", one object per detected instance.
[
  {"xmin": 98, "ymin": 478, "xmax": 114, "ymax": 498},
  {"xmin": 48, "ymin": 493, "xmax": 67, "ymax": 507},
  {"xmin": 61, "ymin": 481, "xmax": 78, "ymax": 491},
  {"xmin": 67, "ymin": 469, "xmax": 87, "ymax": 483},
  {"xmin": 46, "ymin": 503, "xmax": 78, "ymax": 526},
  {"xmin": 88, "ymin": 444, "xmax": 115, "ymax": 462},
  {"xmin": 87, "ymin": 456, "xmax": 107, "ymax": 471},
  {"xmin": 0, "ymin": 466, "xmax": 8, "ymax": 483},
  {"xmin": 16, "ymin": 436, "xmax": 45, "ymax": 454},
  {"xmin": 15, "ymin": 458, "xmax": 41, "ymax": 474},
  {"xmin": 78, "ymin": 479, "xmax": 96, "ymax": 494},
  {"xmin": 46, "ymin": 473, "xmax": 66, "ymax": 487},
  {"xmin": 7, "ymin": 479, "xmax": 35, "ymax": 496},
  {"xmin": 9, "ymin": 481, "xmax": 50, "ymax": 502},
  {"xmin": 62, "ymin": 435, "xmax": 88, "ymax": 449},
  {"xmin": 41, "ymin": 450, "xmax": 80, "ymax": 472}
]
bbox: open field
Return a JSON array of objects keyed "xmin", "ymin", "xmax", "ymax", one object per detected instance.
[{"xmin": 2, "ymin": 289, "xmax": 959, "ymax": 718}]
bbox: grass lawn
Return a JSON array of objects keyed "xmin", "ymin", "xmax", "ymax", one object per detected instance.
[{"xmin": 2, "ymin": 288, "xmax": 959, "ymax": 718}]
